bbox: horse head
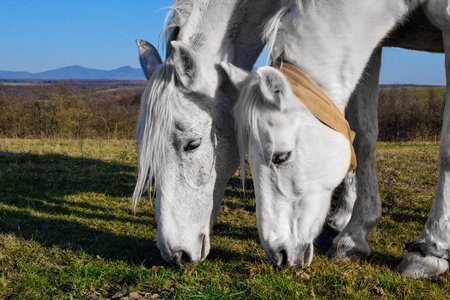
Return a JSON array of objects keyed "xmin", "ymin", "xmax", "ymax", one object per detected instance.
[
  {"xmin": 134, "ymin": 40, "xmax": 239, "ymax": 266},
  {"xmin": 223, "ymin": 63, "xmax": 351, "ymax": 267}
]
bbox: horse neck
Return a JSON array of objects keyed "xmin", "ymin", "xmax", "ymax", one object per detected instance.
[
  {"xmin": 178, "ymin": 0, "xmax": 280, "ymax": 96},
  {"xmin": 276, "ymin": 0, "xmax": 426, "ymax": 111}
]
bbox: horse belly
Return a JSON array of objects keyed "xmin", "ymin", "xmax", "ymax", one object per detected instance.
[{"xmin": 383, "ymin": 5, "xmax": 444, "ymax": 53}]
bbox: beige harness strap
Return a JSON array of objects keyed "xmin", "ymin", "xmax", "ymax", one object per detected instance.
[{"xmin": 272, "ymin": 58, "xmax": 357, "ymax": 171}]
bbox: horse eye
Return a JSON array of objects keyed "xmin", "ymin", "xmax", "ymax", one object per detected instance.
[
  {"xmin": 184, "ymin": 138, "xmax": 202, "ymax": 152},
  {"xmin": 272, "ymin": 151, "xmax": 292, "ymax": 165}
]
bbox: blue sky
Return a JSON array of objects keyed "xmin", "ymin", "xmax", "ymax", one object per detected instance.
[{"xmin": 0, "ymin": 1, "xmax": 446, "ymax": 85}]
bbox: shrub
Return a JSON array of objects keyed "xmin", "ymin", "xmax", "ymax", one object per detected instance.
[
  {"xmin": 377, "ymin": 87, "xmax": 444, "ymax": 142},
  {"xmin": 0, "ymin": 80, "xmax": 143, "ymax": 139}
]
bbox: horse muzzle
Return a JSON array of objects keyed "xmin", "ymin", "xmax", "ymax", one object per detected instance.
[
  {"xmin": 266, "ymin": 242, "xmax": 314, "ymax": 268},
  {"xmin": 158, "ymin": 233, "xmax": 210, "ymax": 267}
]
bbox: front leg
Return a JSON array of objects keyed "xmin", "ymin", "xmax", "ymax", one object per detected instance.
[
  {"xmin": 326, "ymin": 48, "xmax": 382, "ymax": 259},
  {"xmin": 315, "ymin": 171, "xmax": 356, "ymax": 250}
]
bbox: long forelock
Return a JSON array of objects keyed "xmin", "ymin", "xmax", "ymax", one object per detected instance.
[
  {"xmin": 133, "ymin": 63, "xmax": 182, "ymax": 210},
  {"xmin": 233, "ymin": 75, "xmax": 278, "ymax": 189}
]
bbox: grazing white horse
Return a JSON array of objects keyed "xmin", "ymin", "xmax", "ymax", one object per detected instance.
[
  {"xmin": 223, "ymin": 0, "xmax": 450, "ymax": 278},
  {"xmin": 133, "ymin": 0, "xmax": 280, "ymax": 266}
]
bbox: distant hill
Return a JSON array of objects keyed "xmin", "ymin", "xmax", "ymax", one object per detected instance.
[{"xmin": 0, "ymin": 65, "xmax": 145, "ymax": 80}]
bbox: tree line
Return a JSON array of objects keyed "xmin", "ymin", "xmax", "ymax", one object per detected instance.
[
  {"xmin": 0, "ymin": 81, "xmax": 445, "ymax": 142},
  {"xmin": 377, "ymin": 87, "xmax": 444, "ymax": 142}
]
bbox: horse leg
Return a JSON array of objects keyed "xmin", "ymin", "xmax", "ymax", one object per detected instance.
[
  {"xmin": 315, "ymin": 49, "xmax": 381, "ymax": 252},
  {"xmin": 315, "ymin": 167, "xmax": 357, "ymax": 251},
  {"xmin": 398, "ymin": 30, "xmax": 450, "ymax": 279},
  {"xmin": 326, "ymin": 48, "xmax": 382, "ymax": 259}
]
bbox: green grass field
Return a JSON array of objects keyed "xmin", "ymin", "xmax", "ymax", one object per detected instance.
[{"xmin": 1, "ymin": 139, "xmax": 449, "ymax": 299}]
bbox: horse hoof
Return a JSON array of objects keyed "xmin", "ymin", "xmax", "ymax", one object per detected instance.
[
  {"xmin": 398, "ymin": 252, "xmax": 449, "ymax": 279},
  {"xmin": 314, "ymin": 223, "xmax": 339, "ymax": 252},
  {"xmin": 326, "ymin": 234, "xmax": 371, "ymax": 259}
]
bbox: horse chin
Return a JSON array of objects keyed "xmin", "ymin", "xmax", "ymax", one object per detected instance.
[{"xmin": 157, "ymin": 231, "xmax": 211, "ymax": 267}]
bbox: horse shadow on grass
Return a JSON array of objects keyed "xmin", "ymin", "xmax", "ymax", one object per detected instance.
[
  {"xmin": 0, "ymin": 150, "xmax": 167, "ymax": 267},
  {"xmin": 1, "ymin": 150, "xmax": 424, "ymax": 271},
  {"xmin": 0, "ymin": 150, "xmax": 263, "ymax": 267}
]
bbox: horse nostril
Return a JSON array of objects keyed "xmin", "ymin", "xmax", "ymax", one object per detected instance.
[
  {"xmin": 173, "ymin": 250, "xmax": 193, "ymax": 266},
  {"xmin": 279, "ymin": 249, "xmax": 288, "ymax": 267},
  {"xmin": 272, "ymin": 248, "xmax": 288, "ymax": 267}
]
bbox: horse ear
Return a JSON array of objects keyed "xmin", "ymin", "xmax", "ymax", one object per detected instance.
[
  {"xmin": 256, "ymin": 67, "xmax": 287, "ymax": 106},
  {"xmin": 171, "ymin": 41, "xmax": 198, "ymax": 87},
  {"xmin": 136, "ymin": 40, "xmax": 162, "ymax": 80},
  {"xmin": 219, "ymin": 62, "xmax": 250, "ymax": 91}
]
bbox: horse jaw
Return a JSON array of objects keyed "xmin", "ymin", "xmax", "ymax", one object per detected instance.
[
  {"xmin": 249, "ymin": 112, "xmax": 350, "ymax": 268},
  {"xmin": 253, "ymin": 158, "xmax": 331, "ymax": 267}
]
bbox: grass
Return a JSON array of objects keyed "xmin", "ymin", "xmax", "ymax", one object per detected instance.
[{"xmin": 0, "ymin": 139, "xmax": 449, "ymax": 299}]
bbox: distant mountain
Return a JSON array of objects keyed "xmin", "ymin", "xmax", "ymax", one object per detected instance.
[{"xmin": 0, "ymin": 65, "xmax": 145, "ymax": 80}]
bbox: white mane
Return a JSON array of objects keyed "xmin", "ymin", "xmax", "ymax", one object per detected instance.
[
  {"xmin": 177, "ymin": 0, "xmax": 211, "ymax": 38},
  {"xmin": 132, "ymin": 62, "xmax": 182, "ymax": 210},
  {"xmin": 163, "ymin": 0, "xmax": 219, "ymax": 55},
  {"xmin": 133, "ymin": 0, "xmax": 197, "ymax": 209},
  {"xmin": 263, "ymin": 0, "xmax": 317, "ymax": 59},
  {"xmin": 161, "ymin": 0, "xmax": 195, "ymax": 57}
]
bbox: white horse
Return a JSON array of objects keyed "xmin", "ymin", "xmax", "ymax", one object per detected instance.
[
  {"xmin": 133, "ymin": 0, "xmax": 280, "ymax": 266},
  {"xmin": 223, "ymin": 0, "xmax": 450, "ymax": 278}
]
